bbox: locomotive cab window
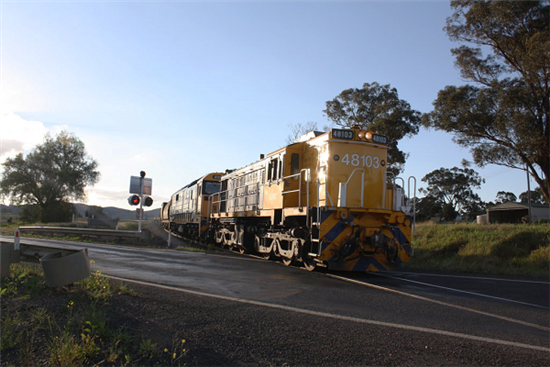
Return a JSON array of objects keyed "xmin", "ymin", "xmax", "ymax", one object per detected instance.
[
  {"xmin": 268, "ymin": 158, "xmax": 279, "ymax": 181},
  {"xmin": 290, "ymin": 153, "xmax": 300, "ymax": 177}
]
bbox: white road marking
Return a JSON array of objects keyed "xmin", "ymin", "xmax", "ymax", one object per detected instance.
[
  {"xmin": 392, "ymin": 271, "xmax": 549, "ymax": 285},
  {"xmin": 107, "ymin": 275, "xmax": 550, "ymax": 353},
  {"xmin": 327, "ymin": 274, "xmax": 550, "ymax": 332},
  {"xmin": 378, "ymin": 273, "xmax": 549, "ymax": 310}
]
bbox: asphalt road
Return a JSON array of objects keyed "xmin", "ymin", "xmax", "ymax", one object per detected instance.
[{"xmin": 4, "ymin": 235, "xmax": 549, "ymax": 365}]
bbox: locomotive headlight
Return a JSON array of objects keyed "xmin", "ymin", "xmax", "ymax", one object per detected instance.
[
  {"xmin": 357, "ymin": 131, "xmax": 365, "ymax": 140},
  {"xmin": 365, "ymin": 132, "xmax": 373, "ymax": 141}
]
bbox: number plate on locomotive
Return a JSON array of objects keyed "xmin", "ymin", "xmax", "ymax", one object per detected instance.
[
  {"xmin": 372, "ymin": 134, "xmax": 388, "ymax": 144},
  {"xmin": 332, "ymin": 129, "xmax": 354, "ymax": 140}
]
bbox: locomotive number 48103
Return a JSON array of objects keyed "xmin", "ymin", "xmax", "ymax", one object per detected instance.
[{"xmin": 341, "ymin": 153, "xmax": 382, "ymax": 168}]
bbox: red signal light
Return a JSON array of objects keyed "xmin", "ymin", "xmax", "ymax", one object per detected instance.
[{"xmin": 128, "ymin": 195, "xmax": 140, "ymax": 206}]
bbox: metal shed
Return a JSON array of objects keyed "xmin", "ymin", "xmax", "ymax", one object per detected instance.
[{"xmin": 486, "ymin": 202, "xmax": 550, "ymax": 223}]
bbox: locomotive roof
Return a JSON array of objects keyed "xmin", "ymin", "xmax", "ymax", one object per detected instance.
[
  {"xmin": 177, "ymin": 172, "xmax": 223, "ymax": 191},
  {"xmin": 292, "ymin": 130, "xmax": 325, "ymax": 143},
  {"xmin": 220, "ymin": 130, "xmax": 331, "ymax": 180}
]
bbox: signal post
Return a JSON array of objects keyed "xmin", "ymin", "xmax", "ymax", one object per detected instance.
[{"xmin": 128, "ymin": 171, "xmax": 153, "ymax": 232}]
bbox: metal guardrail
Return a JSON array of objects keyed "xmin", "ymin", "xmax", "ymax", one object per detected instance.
[
  {"xmin": 18, "ymin": 226, "xmax": 151, "ymax": 241},
  {"xmin": 2, "ymin": 226, "xmax": 150, "ymax": 286},
  {"xmin": 1, "ymin": 237, "xmax": 91, "ymax": 287}
]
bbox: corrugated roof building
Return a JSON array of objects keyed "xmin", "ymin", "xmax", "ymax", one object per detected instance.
[{"xmin": 486, "ymin": 202, "xmax": 550, "ymax": 223}]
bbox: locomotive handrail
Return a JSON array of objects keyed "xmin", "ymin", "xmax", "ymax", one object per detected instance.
[
  {"xmin": 337, "ymin": 168, "xmax": 365, "ymax": 207},
  {"xmin": 281, "ymin": 168, "xmax": 310, "ymax": 208},
  {"xmin": 394, "ymin": 177, "xmax": 405, "ymax": 211},
  {"xmin": 209, "ymin": 191, "xmax": 223, "ymax": 215},
  {"xmin": 408, "ymin": 176, "xmax": 417, "ymax": 235},
  {"xmin": 385, "ymin": 171, "xmax": 395, "ymax": 210},
  {"xmin": 209, "ymin": 180, "xmax": 262, "ymax": 214}
]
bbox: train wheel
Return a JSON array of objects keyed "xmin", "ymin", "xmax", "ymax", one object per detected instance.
[
  {"xmin": 282, "ymin": 256, "xmax": 293, "ymax": 266},
  {"xmin": 303, "ymin": 255, "xmax": 316, "ymax": 271},
  {"xmin": 282, "ymin": 239, "xmax": 298, "ymax": 266},
  {"xmin": 215, "ymin": 231, "xmax": 224, "ymax": 245}
]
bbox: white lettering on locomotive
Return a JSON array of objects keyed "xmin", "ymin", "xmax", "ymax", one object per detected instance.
[{"xmin": 340, "ymin": 153, "xmax": 381, "ymax": 168}]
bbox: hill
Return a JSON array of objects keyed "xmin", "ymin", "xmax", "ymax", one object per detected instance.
[{"xmin": 1, "ymin": 204, "xmax": 159, "ymax": 221}]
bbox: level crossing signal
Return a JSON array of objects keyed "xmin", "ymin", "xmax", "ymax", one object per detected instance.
[
  {"xmin": 143, "ymin": 196, "xmax": 153, "ymax": 207},
  {"xmin": 127, "ymin": 195, "xmax": 153, "ymax": 206},
  {"xmin": 128, "ymin": 195, "xmax": 140, "ymax": 206}
]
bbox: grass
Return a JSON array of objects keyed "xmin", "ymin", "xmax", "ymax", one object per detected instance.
[
  {"xmin": 405, "ymin": 222, "xmax": 550, "ymax": 277},
  {"xmin": 1, "ymin": 263, "xmax": 188, "ymax": 366}
]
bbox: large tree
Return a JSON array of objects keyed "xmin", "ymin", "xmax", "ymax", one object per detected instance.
[
  {"xmin": 324, "ymin": 82, "xmax": 421, "ymax": 174},
  {"xmin": 419, "ymin": 166, "xmax": 485, "ymax": 219},
  {"xmin": 519, "ymin": 188, "xmax": 548, "ymax": 205},
  {"xmin": 1, "ymin": 131, "xmax": 100, "ymax": 222},
  {"xmin": 495, "ymin": 191, "xmax": 517, "ymax": 204},
  {"xmin": 422, "ymin": 0, "xmax": 550, "ymax": 203}
]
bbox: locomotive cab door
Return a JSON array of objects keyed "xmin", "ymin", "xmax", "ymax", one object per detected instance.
[
  {"xmin": 263, "ymin": 154, "xmax": 284, "ymax": 210},
  {"xmin": 282, "ymin": 146, "xmax": 303, "ymax": 208}
]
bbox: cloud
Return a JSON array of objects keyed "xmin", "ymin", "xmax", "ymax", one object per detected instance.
[
  {"xmin": 0, "ymin": 111, "xmax": 69, "ymax": 161},
  {"xmin": 82, "ymin": 188, "xmax": 128, "ymax": 207},
  {"xmin": 1, "ymin": 139, "xmax": 24, "ymax": 154},
  {"xmin": 0, "ymin": 111, "xmax": 48, "ymax": 160}
]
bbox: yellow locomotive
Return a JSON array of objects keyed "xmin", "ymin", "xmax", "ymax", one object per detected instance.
[
  {"xmin": 163, "ymin": 172, "xmax": 224, "ymax": 240},
  {"xmin": 207, "ymin": 126, "xmax": 415, "ymax": 272}
]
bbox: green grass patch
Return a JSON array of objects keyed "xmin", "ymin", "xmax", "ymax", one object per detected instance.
[
  {"xmin": 1, "ymin": 263, "xmax": 188, "ymax": 366},
  {"xmin": 405, "ymin": 222, "xmax": 550, "ymax": 276}
]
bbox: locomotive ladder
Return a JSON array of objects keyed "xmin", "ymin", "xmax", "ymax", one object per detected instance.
[{"xmin": 308, "ymin": 179, "xmax": 324, "ymax": 257}]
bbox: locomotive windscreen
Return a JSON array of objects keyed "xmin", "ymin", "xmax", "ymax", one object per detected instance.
[{"xmin": 203, "ymin": 181, "xmax": 221, "ymax": 195}]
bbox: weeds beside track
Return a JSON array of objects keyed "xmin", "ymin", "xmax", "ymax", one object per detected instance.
[{"xmin": 0, "ymin": 263, "xmax": 188, "ymax": 366}]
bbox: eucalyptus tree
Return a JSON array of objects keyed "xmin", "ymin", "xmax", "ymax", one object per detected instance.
[
  {"xmin": 422, "ymin": 0, "xmax": 550, "ymax": 203},
  {"xmin": 324, "ymin": 82, "xmax": 421, "ymax": 175},
  {"xmin": 519, "ymin": 189, "xmax": 548, "ymax": 205},
  {"xmin": 495, "ymin": 191, "xmax": 518, "ymax": 204},
  {"xmin": 1, "ymin": 131, "xmax": 100, "ymax": 222},
  {"xmin": 419, "ymin": 166, "xmax": 485, "ymax": 219}
]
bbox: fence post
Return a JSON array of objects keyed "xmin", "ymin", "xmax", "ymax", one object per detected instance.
[{"xmin": 13, "ymin": 229, "xmax": 20, "ymax": 263}]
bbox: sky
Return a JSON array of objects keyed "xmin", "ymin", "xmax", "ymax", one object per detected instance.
[{"xmin": 0, "ymin": 0, "xmax": 533, "ymax": 210}]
